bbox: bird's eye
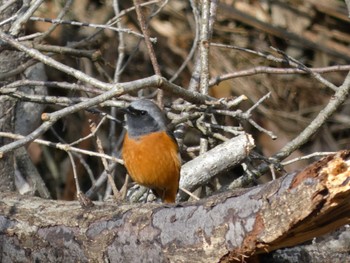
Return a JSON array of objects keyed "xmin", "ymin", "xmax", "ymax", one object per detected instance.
[{"xmin": 127, "ymin": 106, "xmax": 146, "ymax": 116}]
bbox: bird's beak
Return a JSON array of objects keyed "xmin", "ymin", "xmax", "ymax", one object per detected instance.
[{"xmin": 118, "ymin": 106, "xmax": 130, "ymax": 115}]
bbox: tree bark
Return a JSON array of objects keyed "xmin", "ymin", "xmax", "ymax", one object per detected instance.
[
  {"xmin": 261, "ymin": 226, "xmax": 350, "ymax": 263},
  {"xmin": 0, "ymin": 0, "xmax": 23, "ymax": 192},
  {"xmin": 0, "ymin": 151, "xmax": 349, "ymax": 262}
]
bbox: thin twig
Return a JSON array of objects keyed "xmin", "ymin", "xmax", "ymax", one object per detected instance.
[
  {"xmin": 113, "ymin": 1, "xmax": 126, "ymax": 83},
  {"xmin": 170, "ymin": 0, "xmax": 200, "ymax": 83},
  {"xmin": 49, "ymin": 127, "xmax": 96, "ymax": 185},
  {"xmin": 0, "ymin": 0, "xmax": 17, "ymax": 13},
  {"xmin": 0, "ymin": 132, "xmax": 123, "ymax": 164},
  {"xmin": 0, "ymin": 14, "xmax": 17, "ymax": 27},
  {"xmin": 85, "ymin": 162, "xmax": 118, "ymax": 199},
  {"xmin": 246, "ymin": 92, "xmax": 271, "ymax": 115},
  {"xmin": 70, "ymin": 116, "xmax": 108, "ymax": 146},
  {"xmin": 199, "ymin": 0, "xmax": 210, "ymax": 95},
  {"xmin": 2, "ymin": 80, "xmax": 102, "ymax": 94},
  {"xmin": 0, "ymin": 29, "xmax": 112, "ymax": 90},
  {"xmin": 67, "ymin": 152, "xmax": 81, "ymax": 193},
  {"xmin": 67, "ymin": 152, "xmax": 94, "ymax": 207},
  {"xmin": 89, "ymin": 120, "xmax": 120, "ymax": 200},
  {"xmin": 133, "ymin": 0, "xmax": 163, "ymax": 105},
  {"xmin": 36, "ymin": 0, "xmax": 74, "ymax": 41},
  {"xmin": 29, "ymin": 17, "xmax": 157, "ymax": 42},
  {"xmin": 271, "ymin": 47, "xmax": 338, "ymax": 91},
  {"xmin": 29, "ymin": 43, "xmax": 100, "ymax": 60},
  {"xmin": 281, "ymin": 152, "xmax": 336, "ymax": 166},
  {"xmin": 108, "ymin": 0, "xmax": 126, "ymax": 160},
  {"xmin": 209, "ymin": 65, "xmax": 350, "ymax": 86},
  {"xmin": 210, "ymin": 42, "xmax": 282, "ymax": 62},
  {"xmin": 179, "ymin": 187, "xmax": 200, "ymax": 201},
  {"xmin": 248, "ymin": 119, "xmax": 277, "ymax": 140},
  {"xmin": 131, "ymin": 3, "xmax": 160, "ymax": 73},
  {"xmin": 10, "ymin": 0, "xmax": 45, "ymax": 35},
  {"xmin": 0, "ymin": 59, "xmax": 37, "ymax": 81},
  {"xmin": 198, "ymin": 0, "xmax": 213, "ymax": 155}
]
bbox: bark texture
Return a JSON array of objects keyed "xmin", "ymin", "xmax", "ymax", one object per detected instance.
[
  {"xmin": 0, "ymin": 0, "xmax": 23, "ymax": 192},
  {"xmin": 0, "ymin": 151, "xmax": 349, "ymax": 262}
]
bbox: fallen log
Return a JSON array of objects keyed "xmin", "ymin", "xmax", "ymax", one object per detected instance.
[{"xmin": 0, "ymin": 151, "xmax": 349, "ymax": 262}]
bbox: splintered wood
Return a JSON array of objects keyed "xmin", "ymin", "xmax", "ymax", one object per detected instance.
[{"xmin": 225, "ymin": 151, "xmax": 350, "ymax": 262}]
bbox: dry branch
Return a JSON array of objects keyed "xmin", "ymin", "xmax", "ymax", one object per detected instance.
[
  {"xmin": 0, "ymin": 150, "xmax": 349, "ymax": 262},
  {"xmin": 179, "ymin": 133, "xmax": 255, "ymax": 198}
]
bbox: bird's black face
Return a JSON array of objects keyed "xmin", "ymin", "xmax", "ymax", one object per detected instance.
[
  {"xmin": 124, "ymin": 105, "xmax": 162, "ymax": 138},
  {"xmin": 125, "ymin": 105, "xmax": 147, "ymax": 117}
]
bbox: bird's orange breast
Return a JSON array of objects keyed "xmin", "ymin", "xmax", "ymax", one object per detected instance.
[{"xmin": 122, "ymin": 131, "xmax": 180, "ymax": 203}]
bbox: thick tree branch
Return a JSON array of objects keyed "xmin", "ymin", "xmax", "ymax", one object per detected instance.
[
  {"xmin": 179, "ymin": 133, "xmax": 255, "ymax": 199},
  {"xmin": 0, "ymin": 151, "xmax": 349, "ymax": 262}
]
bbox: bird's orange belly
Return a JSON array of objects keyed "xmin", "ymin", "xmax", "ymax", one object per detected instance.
[{"xmin": 122, "ymin": 131, "xmax": 180, "ymax": 192}]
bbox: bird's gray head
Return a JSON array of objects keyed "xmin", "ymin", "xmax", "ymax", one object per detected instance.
[{"xmin": 123, "ymin": 99, "xmax": 167, "ymax": 138}]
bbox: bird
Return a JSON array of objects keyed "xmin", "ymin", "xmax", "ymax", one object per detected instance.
[{"xmin": 121, "ymin": 99, "xmax": 181, "ymax": 203}]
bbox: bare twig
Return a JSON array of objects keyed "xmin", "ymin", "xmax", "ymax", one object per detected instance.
[
  {"xmin": 0, "ymin": 14, "xmax": 17, "ymax": 27},
  {"xmin": 133, "ymin": 0, "xmax": 163, "ymax": 104},
  {"xmin": 210, "ymin": 42, "xmax": 282, "ymax": 62},
  {"xmin": 28, "ymin": 43, "xmax": 100, "ymax": 60},
  {"xmin": 29, "ymin": 17, "xmax": 156, "ymax": 42},
  {"xmin": 50, "ymin": 126, "xmax": 96, "ymax": 186},
  {"xmin": 106, "ymin": 0, "xmax": 161, "ymax": 28},
  {"xmin": 67, "ymin": 152, "xmax": 94, "ymax": 208},
  {"xmin": 0, "ymin": 59, "xmax": 37, "ymax": 81},
  {"xmin": 113, "ymin": 1, "xmax": 126, "ymax": 83},
  {"xmin": 248, "ymin": 119, "xmax": 277, "ymax": 140},
  {"xmin": 210, "ymin": 42, "xmax": 341, "ymax": 92},
  {"xmin": 0, "ymin": 0, "xmax": 17, "ymax": 14},
  {"xmin": 108, "ymin": 0, "xmax": 127, "ymax": 158},
  {"xmin": 67, "ymin": 152, "xmax": 81, "ymax": 193},
  {"xmin": 246, "ymin": 92, "xmax": 271, "ymax": 115},
  {"xmin": 198, "ymin": 0, "xmax": 218, "ymax": 155},
  {"xmin": 89, "ymin": 120, "xmax": 120, "ymax": 200},
  {"xmin": 179, "ymin": 187, "xmax": 200, "ymax": 201},
  {"xmin": 199, "ymin": 0, "xmax": 210, "ymax": 95},
  {"xmin": 10, "ymin": 0, "xmax": 45, "ymax": 35},
  {"xmin": 271, "ymin": 47, "xmax": 338, "ymax": 91},
  {"xmin": 209, "ymin": 65, "xmax": 350, "ymax": 86},
  {"xmin": 0, "ymin": 132, "xmax": 123, "ymax": 164},
  {"xmin": 2, "ymin": 80, "xmax": 102, "ymax": 94},
  {"xmin": 85, "ymin": 162, "xmax": 118, "ymax": 199},
  {"xmin": 70, "ymin": 116, "xmax": 108, "ymax": 147},
  {"xmin": 0, "ymin": 29, "xmax": 112, "ymax": 90},
  {"xmin": 169, "ymin": 0, "xmax": 200, "ymax": 82},
  {"xmin": 211, "ymin": 93, "xmax": 275, "ymax": 139},
  {"xmin": 281, "ymin": 152, "xmax": 336, "ymax": 166},
  {"xmin": 35, "ymin": 0, "xmax": 74, "ymax": 41}
]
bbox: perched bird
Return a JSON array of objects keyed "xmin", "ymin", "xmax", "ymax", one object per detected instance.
[{"xmin": 122, "ymin": 99, "xmax": 181, "ymax": 203}]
